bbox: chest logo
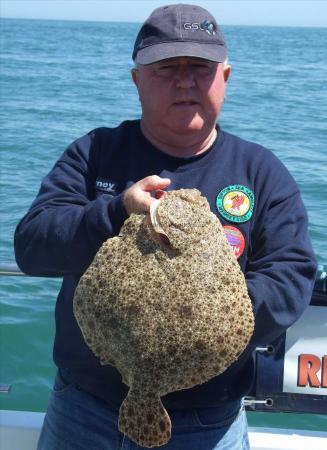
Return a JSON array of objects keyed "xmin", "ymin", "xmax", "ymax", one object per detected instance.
[
  {"xmin": 216, "ymin": 185, "xmax": 254, "ymax": 223},
  {"xmin": 223, "ymin": 226, "xmax": 245, "ymax": 259},
  {"xmin": 95, "ymin": 178, "xmax": 118, "ymax": 194}
]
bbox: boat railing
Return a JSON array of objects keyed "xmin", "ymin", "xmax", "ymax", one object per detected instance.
[
  {"xmin": 1, "ymin": 261, "xmax": 326, "ymax": 414},
  {"xmin": 0, "ymin": 263, "xmax": 27, "ymax": 276}
]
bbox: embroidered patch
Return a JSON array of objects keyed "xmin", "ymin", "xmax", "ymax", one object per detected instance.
[
  {"xmin": 223, "ymin": 225, "xmax": 245, "ymax": 259},
  {"xmin": 216, "ymin": 185, "xmax": 254, "ymax": 223},
  {"xmin": 95, "ymin": 178, "xmax": 118, "ymax": 194}
]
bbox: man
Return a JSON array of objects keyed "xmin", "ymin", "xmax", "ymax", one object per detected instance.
[{"xmin": 15, "ymin": 4, "xmax": 317, "ymax": 450}]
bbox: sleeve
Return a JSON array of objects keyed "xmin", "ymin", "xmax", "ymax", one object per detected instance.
[
  {"xmin": 14, "ymin": 130, "xmax": 128, "ymax": 277},
  {"xmin": 245, "ymin": 152, "xmax": 317, "ymax": 346}
]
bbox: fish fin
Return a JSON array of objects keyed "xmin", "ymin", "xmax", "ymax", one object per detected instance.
[{"xmin": 118, "ymin": 390, "xmax": 171, "ymax": 448}]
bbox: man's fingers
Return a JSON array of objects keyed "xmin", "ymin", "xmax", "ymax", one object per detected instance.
[
  {"xmin": 154, "ymin": 190, "xmax": 166, "ymax": 200},
  {"xmin": 140, "ymin": 175, "xmax": 171, "ymax": 192},
  {"xmin": 122, "ymin": 175, "xmax": 171, "ymax": 216}
]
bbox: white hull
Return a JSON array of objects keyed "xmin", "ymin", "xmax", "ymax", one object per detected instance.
[{"xmin": 1, "ymin": 410, "xmax": 326, "ymax": 450}]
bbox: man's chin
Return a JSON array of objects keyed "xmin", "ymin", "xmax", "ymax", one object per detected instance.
[
  {"xmin": 166, "ymin": 119, "xmax": 207, "ymax": 136},
  {"xmin": 170, "ymin": 125, "xmax": 208, "ymax": 138}
]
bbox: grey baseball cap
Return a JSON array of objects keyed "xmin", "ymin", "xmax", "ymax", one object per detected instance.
[{"xmin": 133, "ymin": 4, "xmax": 227, "ymax": 64}]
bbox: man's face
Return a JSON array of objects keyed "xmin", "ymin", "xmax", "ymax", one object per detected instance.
[{"xmin": 132, "ymin": 56, "xmax": 231, "ymax": 140}]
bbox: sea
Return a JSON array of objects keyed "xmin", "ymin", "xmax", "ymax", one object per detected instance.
[{"xmin": 1, "ymin": 18, "xmax": 326, "ymax": 431}]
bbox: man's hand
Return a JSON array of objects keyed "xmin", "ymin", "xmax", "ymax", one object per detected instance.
[{"xmin": 122, "ymin": 175, "xmax": 171, "ymax": 216}]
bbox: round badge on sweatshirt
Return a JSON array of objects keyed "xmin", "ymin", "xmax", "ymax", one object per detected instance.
[
  {"xmin": 216, "ymin": 185, "xmax": 254, "ymax": 223},
  {"xmin": 223, "ymin": 225, "xmax": 245, "ymax": 259}
]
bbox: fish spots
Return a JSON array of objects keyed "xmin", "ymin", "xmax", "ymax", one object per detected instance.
[
  {"xmin": 195, "ymin": 339, "xmax": 206, "ymax": 351},
  {"xmin": 159, "ymin": 420, "xmax": 167, "ymax": 432},
  {"xmin": 146, "ymin": 412, "xmax": 154, "ymax": 424},
  {"xmin": 167, "ymin": 344, "xmax": 178, "ymax": 356},
  {"xmin": 108, "ymin": 317, "xmax": 119, "ymax": 329},
  {"xmin": 221, "ymin": 276, "xmax": 230, "ymax": 286},
  {"xmin": 179, "ymin": 305, "xmax": 193, "ymax": 319},
  {"xmin": 126, "ymin": 304, "xmax": 140, "ymax": 317},
  {"xmin": 86, "ymin": 320, "xmax": 95, "ymax": 330}
]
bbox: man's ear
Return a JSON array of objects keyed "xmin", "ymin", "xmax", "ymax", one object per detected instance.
[
  {"xmin": 131, "ymin": 68, "xmax": 138, "ymax": 86},
  {"xmin": 223, "ymin": 64, "xmax": 231, "ymax": 83}
]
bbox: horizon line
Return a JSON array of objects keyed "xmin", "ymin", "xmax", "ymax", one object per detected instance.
[{"xmin": 2, "ymin": 16, "xmax": 326, "ymax": 29}]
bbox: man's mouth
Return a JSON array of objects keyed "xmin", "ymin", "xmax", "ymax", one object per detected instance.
[{"xmin": 173, "ymin": 100, "xmax": 198, "ymax": 107}]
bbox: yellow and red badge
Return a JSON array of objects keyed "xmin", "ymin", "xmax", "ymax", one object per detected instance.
[
  {"xmin": 223, "ymin": 225, "xmax": 245, "ymax": 259},
  {"xmin": 216, "ymin": 185, "xmax": 254, "ymax": 223}
]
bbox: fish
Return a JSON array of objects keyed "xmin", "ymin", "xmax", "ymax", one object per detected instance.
[{"xmin": 73, "ymin": 188, "xmax": 254, "ymax": 447}]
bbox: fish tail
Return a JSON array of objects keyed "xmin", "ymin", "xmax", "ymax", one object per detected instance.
[{"xmin": 118, "ymin": 389, "xmax": 171, "ymax": 448}]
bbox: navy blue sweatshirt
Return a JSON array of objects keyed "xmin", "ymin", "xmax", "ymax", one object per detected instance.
[{"xmin": 14, "ymin": 120, "xmax": 317, "ymax": 410}]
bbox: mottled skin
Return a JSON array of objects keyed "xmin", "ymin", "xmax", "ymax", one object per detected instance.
[{"xmin": 73, "ymin": 189, "xmax": 254, "ymax": 448}]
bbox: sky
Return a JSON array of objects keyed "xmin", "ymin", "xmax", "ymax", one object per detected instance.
[{"xmin": 1, "ymin": 0, "xmax": 327, "ymax": 27}]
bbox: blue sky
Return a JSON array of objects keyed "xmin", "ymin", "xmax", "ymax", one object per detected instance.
[{"xmin": 1, "ymin": 0, "xmax": 327, "ymax": 27}]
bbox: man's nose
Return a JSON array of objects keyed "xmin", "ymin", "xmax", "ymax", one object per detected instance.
[{"xmin": 174, "ymin": 66, "xmax": 196, "ymax": 88}]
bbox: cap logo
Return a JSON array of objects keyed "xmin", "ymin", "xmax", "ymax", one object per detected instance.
[
  {"xmin": 202, "ymin": 20, "xmax": 216, "ymax": 35},
  {"xmin": 183, "ymin": 20, "xmax": 216, "ymax": 35}
]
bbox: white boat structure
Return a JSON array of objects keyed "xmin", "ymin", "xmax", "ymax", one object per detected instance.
[
  {"xmin": 1, "ymin": 263, "xmax": 326, "ymax": 449},
  {"xmin": 1, "ymin": 409, "xmax": 326, "ymax": 450}
]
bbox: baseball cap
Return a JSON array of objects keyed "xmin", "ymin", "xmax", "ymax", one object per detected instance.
[{"xmin": 133, "ymin": 4, "xmax": 227, "ymax": 64}]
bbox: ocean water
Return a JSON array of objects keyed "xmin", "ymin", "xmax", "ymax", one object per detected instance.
[{"xmin": 0, "ymin": 18, "xmax": 326, "ymax": 431}]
